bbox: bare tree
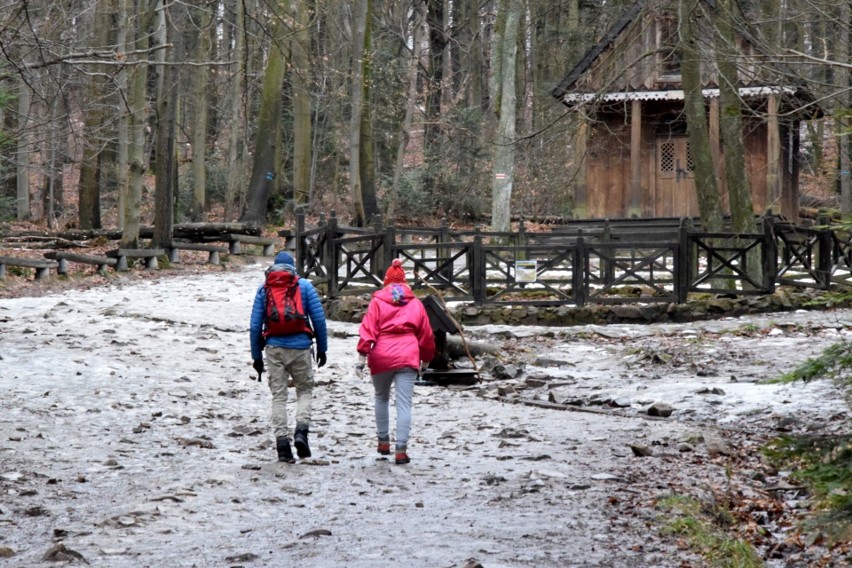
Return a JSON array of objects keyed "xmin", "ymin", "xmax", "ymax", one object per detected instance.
[
  {"xmin": 349, "ymin": 0, "xmax": 369, "ymax": 226},
  {"xmin": 241, "ymin": 0, "xmax": 288, "ymax": 225},
  {"xmin": 189, "ymin": 1, "xmax": 214, "ymax": 221},
  {"xmin": 679, "ymin": 0, "xmax": 723, "ymax": 231},
  {"xmin": 491, "ymin": 0, "xmax": 521, "ymax": 233},
  {"xmin": 388, "ymin": 1, "xmax": 427, "ymax": 220},
  {"xmin": 290, "ymin": 0, "xmax": 312, "ymax": 206}
]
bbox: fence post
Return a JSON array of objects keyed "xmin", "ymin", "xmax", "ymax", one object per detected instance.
[
  {"xmin": 676, "ymin": 218, "xmax": 689, "ymax": 303},
  {"xmin": 371, "ymin": 214, "xmax": 385, "ymax": 281},
  {"xmin": 761, "ymin": 215, "xmax": 777, "ymax": 293},
  {"xmin": 816, "ymin": 213, "xmax": 832, "ymax": 288},
  {"xmin": 326, "ymin": 210, "xmax": 338, "ymax": 297},
  {"xmin": 295, "ymin": 208, "xmax": 306, "ymax": 276},
  {"xmin": 573, "ymin": 232, "xmax": 585, "ymax": 306},
  {"xmin": 602, "ymin": 218, "xmax": 614, "ymax": 286},
  {"xmin": 439, "ymin": 217, "xmax": 452, "ymax": 283},
  {"xmin": 383, "ymin": 222, "xmax": 396, "ymax": 277},
  {"xmin": 472, "ymin": 234, "xmax": 485, "ymax": 303},
  {"xmin": 517, "ymin": 218, "xmax": 527, "ymax": 260}
]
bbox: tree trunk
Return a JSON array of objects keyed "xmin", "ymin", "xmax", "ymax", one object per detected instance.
[
  {"xmin": 717, "ymin": 0, "xmax": 755, "ymax": 233},
  {"xmin": 463, "ymin": 0, "xmax": 482, "ymax": 110},
  {"xmin": 490, "ymin": 0, "xmax": 520, "ymax": 233},
  {"xmin": 189, "ymin": 2, "xmax": 212, "ymax": 222},
  {"xmin": 77, "ymin": 2, "xmax": 112, "ymax": 231},
  {"xmin": 115, "ymin": 0, "xmax": 129, "ymax": 230},
  {"xmin": 358, "ymin": 0, "xmax": 379, "ymax": 223},
  {"xmin": 153, "ymin": 3, "xmax": 178, "ymax": 248},
  {"xmin": 349, "ymin": 0, "xmax": 368, "ymax": 226},
  {"xmin": 388, "ymin": 1, "xmax": 427, "ymax": 220},
  {"xmin": 291, "ymin": 0, "xmax": 312, "ymax": 206},
  {"xmin": 241, "ymin": 0, "xmax": 288, "ymax": 226},
  {"xmin": 224, "ymin": 0, "xmax": 247, "ymax": 221},
  {"xmin": 840, "ymin": 1, "xmax": 851, "ymax": 213},
  {"xmin": 123, "ymin": 0, "xmax": 155, "ymax": 249},
  {"xmin": 423, "ymin": 0, "xmax": 446, "ymax": 180},
  {"xmin": 678, "ymin": 0, "xmax": 723, "ymax": 232},
  {"xmin": 16, "ymin": 74, "xmax": 31, "ymax": 221}
]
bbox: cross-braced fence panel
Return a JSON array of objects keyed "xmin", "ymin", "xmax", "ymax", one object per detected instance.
[
  {"xmin": 393, "ymin": 243, "xmax": 475, "ymax": 300},
  {"xmin": 584, "ymin": 242, "xmax": 679, "ymax": 303},
  {"xmin": 688, "ymin": 233, "xmax": 773, "ymax": 294},
  {"xmin": 480, "ymin": 245, "xmax": 577, "ymax": 305},
  {"xmin": 775, "ymin": 227, "xmax": 829, "ymax": 288},
  {"xmin": 332, "ymin": 234, "xmax": 385, "ymax": 295},
  {"xmin": 830, "ymin": 230, "xmax": 852, "ymax": 287}
]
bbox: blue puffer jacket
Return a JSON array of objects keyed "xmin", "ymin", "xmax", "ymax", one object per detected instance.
[{"xmin": 249, "ymin": 263, "xmax": 328, "ymax": 360}]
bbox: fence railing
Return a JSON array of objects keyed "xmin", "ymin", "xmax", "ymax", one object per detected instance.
[{"xmin": 282, "ymin": 211, "xmax": 851, "ymax": 306}]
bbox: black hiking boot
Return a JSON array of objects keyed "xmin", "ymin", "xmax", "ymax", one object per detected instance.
[
  {"xmin": 276, "ymin": 437, "xmax": 295, "ymax": 463},
  {"xmin": 294, "ymin": 426, "xmax": 311, "ymax": 459}
]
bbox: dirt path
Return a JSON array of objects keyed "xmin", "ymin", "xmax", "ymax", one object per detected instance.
[{"xmin": 1, "ymin": 263, "xmax": 849, "ymax": 567}]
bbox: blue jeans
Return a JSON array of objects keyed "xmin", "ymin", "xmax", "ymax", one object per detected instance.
[{"xmin": 372, "ymin": 367, "xmax": 417, "ymax": 449}]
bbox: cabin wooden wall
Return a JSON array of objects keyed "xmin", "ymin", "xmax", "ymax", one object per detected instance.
[
  {"xmin": 584, "ymin": 117, "xmax": 630, "ymax": 217},
  {"xmin": 578, "ymin": 107, "xmax": 784, "ymax": 220}
]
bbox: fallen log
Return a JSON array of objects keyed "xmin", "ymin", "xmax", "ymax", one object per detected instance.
[{"xmin": 0, "ymin": 222, "xmax": 261, "ymax": 244}]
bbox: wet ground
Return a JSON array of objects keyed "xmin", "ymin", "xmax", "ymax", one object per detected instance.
[{"xmin": 1, "ymin": 263, "xmax": 849, "ymax": 567}]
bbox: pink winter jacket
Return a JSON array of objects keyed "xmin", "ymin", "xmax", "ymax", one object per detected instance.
[{"xmin": 357, "ymin": 284, "xmax": 435, "ymax": 375}]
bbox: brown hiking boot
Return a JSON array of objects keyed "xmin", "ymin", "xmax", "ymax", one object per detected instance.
[{"xmin": 377, "ymin": 437, "xmax": 390, "ymax": 455}]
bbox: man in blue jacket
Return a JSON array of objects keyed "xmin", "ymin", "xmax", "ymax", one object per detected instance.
[{"xmin": 250, "ymin": 251, "xmax": 328, "ymax": 463}]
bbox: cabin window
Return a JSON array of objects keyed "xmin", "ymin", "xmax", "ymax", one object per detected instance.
[
  {"xmin": 656, "ymin": 15, "xmax": 681, "ymax": 80},
  {"xmin": 658, "ymin": 139, "xmax": 693, "ymax": 179}
]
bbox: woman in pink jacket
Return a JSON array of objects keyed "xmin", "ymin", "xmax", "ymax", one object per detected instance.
[{"xmin": 357, "ymin": 259, "xmax": 435, "ymax": 464}]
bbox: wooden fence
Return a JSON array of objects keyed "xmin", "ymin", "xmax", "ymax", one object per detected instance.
[{"xmin": 281, "ymin": 211, "xmax": 852, "ymax": 306}]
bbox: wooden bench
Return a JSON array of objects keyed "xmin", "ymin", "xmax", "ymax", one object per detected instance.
[
  {"xmin": 0, "ymin": 256, "xmax": 59, "ymax": 281},
  {"xmin": 165, "ymin": 241, "xmax": 228, "ymax": 265},
  {"xmin": 43, "ymin": 251, "xmax": 118, "ymax": 276},
  {"xmin": 225, "ymin": 234, "xmax": 277, "ymax": 256},
  {"xmin": 106, "ymin": 248, "xmax": 166, "ymax": 272}
]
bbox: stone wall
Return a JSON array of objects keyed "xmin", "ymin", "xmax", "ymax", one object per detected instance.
[{"xmin": 325, "ymin": 287, "xmax": 851, "ymax": 326}]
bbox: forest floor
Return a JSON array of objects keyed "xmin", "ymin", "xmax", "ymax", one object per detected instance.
[{"xmin": 0, "ymin": 255, "xmax": 850, "ymax": 567}]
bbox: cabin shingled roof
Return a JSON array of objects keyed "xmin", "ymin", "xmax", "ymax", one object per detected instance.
[
  {"xmin": 550, "ymin": 0, "xmax": 644, "ymax": 100},
  {"xmin": 550, "ymin": 0, "xmax": 820, "ymax": 117}
]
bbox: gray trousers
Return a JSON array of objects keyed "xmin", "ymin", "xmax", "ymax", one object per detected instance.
[
  {"xmin": 266, "ymin": 346, "xmax": 314, "ymax": 439},
  {"xmin": 372, "ymin": 367, "xmax": 417, "ymax": 450}
]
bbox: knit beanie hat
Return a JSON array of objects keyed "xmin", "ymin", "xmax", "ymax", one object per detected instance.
[
  {"xmin": 274, "ymin": 251, "xmax": 295, "ymax": 266},
  {"xmin": 383, "ymin": 259, "xmax": 406, "ymax": 285}
]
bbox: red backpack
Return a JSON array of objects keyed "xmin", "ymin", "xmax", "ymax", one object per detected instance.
[{"xmin": 263, "ymin": 270, "xmax": 314, "ymax": 338}]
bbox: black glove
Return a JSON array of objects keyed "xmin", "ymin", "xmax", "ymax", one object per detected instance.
[
  {"xmin": 316, "ymin": 351, "xmax": 327, "ymax": 368},
  {"xmin": 253, "ymin": 358, "xmax": 264, "ymax": 381}
]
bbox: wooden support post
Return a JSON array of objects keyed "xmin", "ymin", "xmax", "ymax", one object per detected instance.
[
  {"xmin": 629, "ymin": 100, "xmax": 642, "ymax": 217},
  {"xmin": 295, "ymin": 208, "xmax": 306, "ymax": 276},
  {"xmin": 761, "ymin": 215, "xmax": 777, "ymax": 293},
  {"xmin": 439, "ymin": 217, "xmax": 452, "ymax": 282},
  {"xmin": 516, "ymin": 218, "xmax": 527, "ymax": 260},
  {"xmin": 767, "ymin": 94, "xmax": 781, "ymax": 212},
  {"xmin": 602, "ymin": 219, "xmax": 614, "ymax": 286},
  {"xmin": 676, "ymin": 219, "xmax": 690, "ymax": 303},
  {"xmin": 472, "ymin": 234, "xmax": 485, "ymax": 304},
  {"xmin": 327, "ymin": 210, "xmax": 338, "ymax": 297},
  {"xmin": 573, "ymin": 232, "xmax": 585, "ymax": 306},
  {"xmin": 372, "ymin": 214, "xmax": 385, "ymax": 280},
  {"xmin": 816, "ymin": 213, "xmax": 833, "ymax": 288}
]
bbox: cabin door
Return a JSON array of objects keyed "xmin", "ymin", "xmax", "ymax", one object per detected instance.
[{"xmin": 656, "ymin": 137, "xmax": 697, "ymax": 217}]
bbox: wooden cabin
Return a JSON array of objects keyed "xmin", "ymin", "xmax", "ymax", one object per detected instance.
[{"xmin": 551, "ymin": 0, "xmax": 819, "ymax": 222}]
